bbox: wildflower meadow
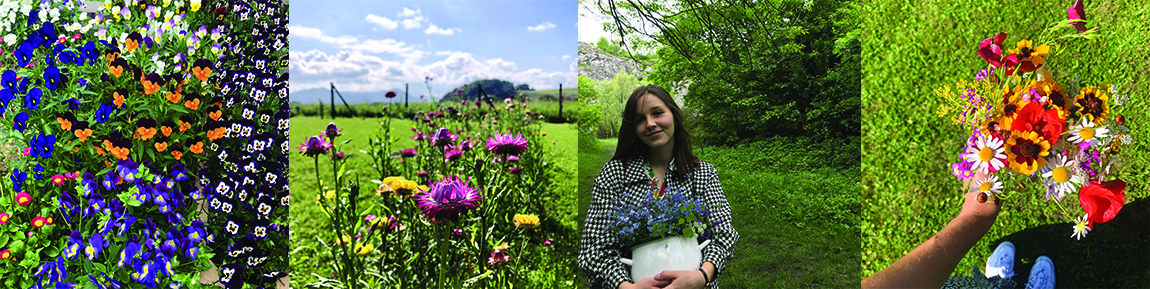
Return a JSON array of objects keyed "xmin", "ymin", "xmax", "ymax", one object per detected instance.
[
  {"xmin": 862, "ymin": 0, "xmax": 1149, "ymax": 286},
  {"xmin": 289, "ymin": 92, "xmax": 580, "ymax": 288}
]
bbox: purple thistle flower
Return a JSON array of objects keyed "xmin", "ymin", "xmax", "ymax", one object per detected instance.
[
  {"xmin": 401, "ymin": 148, "xmax": 418, "ymax": 158},
  {"xmin": 414, "ymin": 175, "xmax": 482, "ymax": 223},
  {"xmin": 431, "ymin": 127, "xmax": 457, "ymax": 148},
  {"xmin": 509, "ymin": 167, "xmax": 522, "ymax": 174},
  {"xmin": 486, "ymin": 133, "xmax": 529, "ymax": 156},
  {"xmin": 506, "ymin": 156, "xmax": 520, "ymax": 163},
  {"xmin": 413, "ymin": 131, "xmax": 428, "ymax": 141},
  {"xmin": 444, "ymin": 148, "xmax": 463, "ymax": 162},
  {"xmin": 296, "ymin": 136, "xmax": 332, "ymax": 157},
  {"xmin": 418, "ymin": 170, "xmax": 430, "ymax": 178},
  {"xmin": 323, "ymin": 122, "xmax": 343, "ymax": 140}
]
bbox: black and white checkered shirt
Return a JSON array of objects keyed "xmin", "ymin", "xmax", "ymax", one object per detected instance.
[{"xmin": 579, "ymin": 157, "xmax": 739, "ymax": 289}]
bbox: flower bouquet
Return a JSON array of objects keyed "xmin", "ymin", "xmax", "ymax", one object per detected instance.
[
  {"xmin": 937, "ymin": 0, "xmax": 1132, "ymax": 240},
  {"xmin": 603, "ymin": 185, "xmax": 716, "ymax": 280}
]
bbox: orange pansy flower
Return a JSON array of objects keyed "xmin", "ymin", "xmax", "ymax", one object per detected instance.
[
  {"xmin": 155, "ymin": 142, "xmax": 168, "ymax": 152},
  {"xmin": 161, "ymin": 126, "xmax": 173, "ymax": 137},
  {"xmin": 190, "ymin": 142, "xmax": 204, "ymax": 154},
  {"xmin": 178, "ymin": 120, "xmax": 191, "ymax": 132},
  {"xmin": 209, "ymin": 110, "xmax": 222, "ymax": 121},
  {"xmin": 171, "ymin": 151, "xmax": 183, "ymax": 160},
  {"xmin": 185, "ymin": 98, "xmax": 200, "ymax": 110},
  {"xmin": 57, "ymin": 117, "xmax": 73, "ymax": 131},
  {"xmin": 75, "ymin": 129, "xmax": 92, "ymax": 142}
]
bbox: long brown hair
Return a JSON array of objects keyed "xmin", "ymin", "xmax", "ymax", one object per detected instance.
[{"xmin": 611, "ymin": 84, "xmax": 700, "ymax": 180}]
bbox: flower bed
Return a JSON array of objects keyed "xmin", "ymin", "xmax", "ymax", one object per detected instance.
[{"xmin": 0, "ymin": 0, "xmax": 287, "ymax": 287}]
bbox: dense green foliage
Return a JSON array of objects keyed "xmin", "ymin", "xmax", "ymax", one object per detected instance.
[
  {"xmin": 862, "ymin": 0, "xmax": 1150, "ymax": 286},
  {"xmin": 595, "ymin": 0, "xmax": 860, "ymax": 145}
]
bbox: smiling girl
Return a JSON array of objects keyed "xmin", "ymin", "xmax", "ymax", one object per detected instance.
[{"xmin": 579, "ymin": 84, "xmax": 739, "ymax": 289}]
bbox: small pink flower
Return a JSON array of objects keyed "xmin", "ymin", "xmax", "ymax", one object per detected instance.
[
  {"xmin": 543, "ymin": 238, "xmax": 553, "ymax": 246},
  {"xmin": 51, "ymin": 174, "xmax": 68, "ymax": 185},
  {"xmin": 73, "ymin": 34, "xmax": 81, "ymax": 39},
  {"xmin": 22, "ymin": 147, "xmax": 30, "ymax": 156}
]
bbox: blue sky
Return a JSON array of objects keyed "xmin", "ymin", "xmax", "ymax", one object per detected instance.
[{"xmin": 290, "ymin": 0, "xmax": 577, "ymax": 95}]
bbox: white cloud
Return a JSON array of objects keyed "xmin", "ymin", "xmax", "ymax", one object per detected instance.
[
  {"xmin": 561, "ymin": 54, "xmax": 572, "ymax": 62},
  {"xmin": 365, "ymin": 14, "xmax": 398, "ymax": 30},
  {"xmin": 291, "ymin": 50, "xmax": 576, "ymax": 93},
  {"xmin": 424, "ymin": 23, "xmax": 458, "ymax": 35},
  {"xmin": 401, "ymin": 16, "xmax": 426, "ymax": 29},
  {"xmin": 527, "ymin": 21, "xmax": 557, "ymax": 32},
  {"xmin": 398, "ymin": 7, "xmax": 421, "ymax": 17},
  {"xmin": 291, "ymin": 25, "xmax": 358, "ymax": 45}
]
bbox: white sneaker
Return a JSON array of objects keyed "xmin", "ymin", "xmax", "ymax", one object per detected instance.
[
  {"xmin": 985, "ymin": 241, "xmax": 1016, "ymax": 279},
  {"xmin": 1025, "ymin": 256, "xmax": 1056, "ymax": 289}
]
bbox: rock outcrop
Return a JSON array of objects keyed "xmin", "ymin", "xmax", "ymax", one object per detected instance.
[{"xmin": 578, "ymin": 42, "xmax": 649, "ymax": 81}]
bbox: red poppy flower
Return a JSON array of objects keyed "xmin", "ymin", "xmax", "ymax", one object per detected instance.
[
  {"xmin": 1079, "ymin": 179, "xmax": 1126, "ymax": 229},
  {"xmin": 1011, "ymin": 101, "xmax": 1065, "ymax": 143}
]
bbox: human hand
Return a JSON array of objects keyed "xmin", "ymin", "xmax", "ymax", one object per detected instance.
[
  {"xmin": 652, "ymin": 270, "xmax": 706, "ymax": 289},
  {"xmin": 619, "ymin": 277, "xmax": 671, "ymax": 289},
  {"xmin": 959, "ymin": 170, "xmax": 1001, "ymax": 221}
]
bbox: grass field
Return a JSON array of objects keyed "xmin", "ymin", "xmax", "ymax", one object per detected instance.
[
  {"xmin": 578, "ymin": 137, "xmax": 860, "ymax": 288},
  {"xmin": 862, "ymin": 0, "xmax": 1150, "ymax": 287},
  {"xmin": 288, "ymin": 116, "xmax": 580, "ymax": 285},
  {"xmin": 289, "ymin": 100, "xmax": 581, "ymax": 123}
]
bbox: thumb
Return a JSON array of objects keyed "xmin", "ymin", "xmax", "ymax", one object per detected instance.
[{"xmin": 653, "ymin": 270, "xmax": 678, "ymax": 281}]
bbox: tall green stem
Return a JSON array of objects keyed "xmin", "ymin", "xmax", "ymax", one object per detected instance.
[{"xmin": 438, "ymin": 224, "xmax": 448, "ymax": 289}]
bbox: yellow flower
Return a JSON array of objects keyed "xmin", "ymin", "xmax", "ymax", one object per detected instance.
[
  {"xmin": 190, "ymin": 0, "xmax": 202, "ymax": 11},
  {"xmin": 540, "ymin": 132, "xmax": 548, "ymax": 136},
  {"xmin": 496, "ymin": 242, "xmax": 510, "ymax": 250},
  {"xmin": 513, "ymin": 214, "xmax": 540, "ymax": 229},
  {"xmin": 1075, "ymin": 86, "xmax": 1110, "ymax": 126},
  {"xmin": 391, "ymin": 180, "xmax": 419, "ymax": 199},
  {"xmin": 1005, "ymin": 130, "xmax": 1050, "ymax": 175},
  {"xmin": 324, "ymin": 190, "xmax": 336, "ymax": 200},
  {"xmin": 382, "ymin": 176, "xmax": 407, "ymax": 186},
  {"xmin": 355, "ymin": 243, "xmax": 374, "ymax": 256}
]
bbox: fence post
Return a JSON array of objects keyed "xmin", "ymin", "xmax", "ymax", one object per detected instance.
[
  {"xmin": 330, "ymin": 82, "xmax": 336, "ymax": 119},
  {"xmin": 554, "ymin": 83, "xmax": 558, "ymax": 119},
  {"xmin": 405, "ymin": 83, "xmax": 409, "ymax": 109},
  {"xmin": 319, "ymin": 100, "xmax": 324, "ymax": 119}
]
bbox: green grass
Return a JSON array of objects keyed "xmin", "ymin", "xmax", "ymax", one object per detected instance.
[
  {"xmin": 578, "ymin": 137, "xmax": 860, "ymax": 288},
  {"xmin": 862, "ymin": 0, "xmax": 1150, "ymax": 287},
  {"xmin": 289, "ymin": 101, "xmax": 582, "ymax": 123},
  {"xmin": 288, "ymin": 116, "xmax": 580, "ymax": 285}
]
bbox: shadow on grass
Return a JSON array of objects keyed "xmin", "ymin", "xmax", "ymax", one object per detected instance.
[{"xmin": 985, "ymin": 197, "xmax": 1150, "ymax": 288}]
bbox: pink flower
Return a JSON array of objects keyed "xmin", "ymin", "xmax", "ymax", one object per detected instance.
[
  {"xmin": 401, "ymin": 148, "xmax": 418, "ymax": 158},
  {"xmin": 15, "ymin": 192, "xmax": 31, "ymax": 206},
  {"xmin": 486, "ymin": 133, "xmax": 529, "ymax": 156},
  {"xmin": 506, "ymin": 156, "xmax": 520, "ymax": 163},
  {"xmin": 296, "ymin": 136, "xmax": 333, "ymax": 157},
  {"xmin": 0, "ymin": 212, "xmax": 10, "ymax": 224},
  {"xmin": 1067, "ymin": 0, "xmax": 1087, "ymax": 33},
  {"xmin": 977, "ymin": 32, "xmax": 1007, "ymax": 67},
  {"xmin": 22, "ymin": 147, "xmax": 30, "ymax": 156},
  {"xmin": 487, "ymin": 249, "xmax": 510, "ymax": 266},
  {"xmin": 51, "ymin": 174, "xmax": 68, "ymax": 185},
  {"xmin": 414, "ymin": 175, "xmax": 482, "ymax": 223},
  {"xmin": 543, "ymin": 238, "xmax": 553, "ymax": 246}
]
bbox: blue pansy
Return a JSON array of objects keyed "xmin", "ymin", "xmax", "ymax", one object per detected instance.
[
  {"xmin": 15, "ymin": 41, "xmax": 36, "ymax": 67},
  {"xmin": 96, "ymin": 103, "xmax": 116, "ymax": 123},
  {"xmin": 1, "ymin": 70, "xmax": 15, "ymax": 89},
  {"xmin": 25, "ymin": 87, "xmax": 42, "ymax": 109},
  {"xmin": 44, "ymin": 65, "xmax": 68, "ymax": 90},
  {"xmin": 14, "ymin": 112, "xmax": 28, "ymax": 132}
]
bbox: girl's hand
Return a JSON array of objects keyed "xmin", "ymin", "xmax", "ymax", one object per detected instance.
[
  {"xmin": 960, "ymin": 170, "xmax": 1001, "ymax": 221},
  {"xmin": 620, "ymin": 277, "xmax": 671, "ymax": 289},
  {"xmin": 652, "ymin": 270, "xmax": 706, "ymax": 289}
]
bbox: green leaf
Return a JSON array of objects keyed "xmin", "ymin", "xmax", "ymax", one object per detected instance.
[{"xmin": 8, "ymin": 240, "xmax": 25, "ymax": 254}]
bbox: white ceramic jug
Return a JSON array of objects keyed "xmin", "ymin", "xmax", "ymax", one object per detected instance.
[{"xmin": 618, "ymin": 236, "xmax": 712, "ymax": 281}]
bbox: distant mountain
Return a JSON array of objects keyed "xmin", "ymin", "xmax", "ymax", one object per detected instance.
[
  {"xmin": 290, "ymin": 88, "xmax": 434, "ymax": 104},
  {"xmin": 438, "ymin": 79, "xmax": 521, "ymax": 103}
]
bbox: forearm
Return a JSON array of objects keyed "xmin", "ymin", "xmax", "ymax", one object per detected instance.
[{"xmin": 862, "ymin": 213, "xmax": 996, "ymax": 288}]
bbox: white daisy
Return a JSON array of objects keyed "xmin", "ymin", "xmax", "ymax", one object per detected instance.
[
  {"xmin": 1042, "ymin": 154, "xmax": 1084, "ymax": 200},
  {"xmin": 964, "ymin": 134, "xmax": 1008, "ymax": 174},
  {"xmin": 1068, "ymin": 116, "xmax": 1110, "ymax": 147},
  {"xmin": 969, "ymin": 174, "xmax": 1003, "ymax": 196},
  {"xmin": 1071, "ymin": 214, "xmax": 1090, "ymax": 240}
]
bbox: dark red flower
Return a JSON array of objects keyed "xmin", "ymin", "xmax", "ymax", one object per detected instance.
[{"xmin": 977, "ymin": 32, "xmax": 1008, "ymax": 67}]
